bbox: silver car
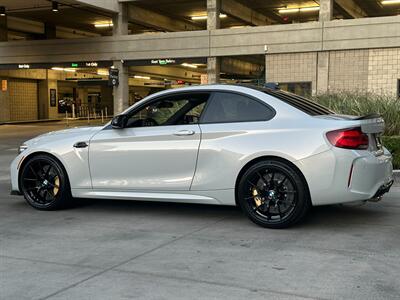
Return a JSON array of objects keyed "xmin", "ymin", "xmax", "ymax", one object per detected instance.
[{"xmin": 10, "ymin": 84, "xmax": 394, "ymax": 228}]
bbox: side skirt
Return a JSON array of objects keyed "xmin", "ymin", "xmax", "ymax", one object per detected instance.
[{"xmin": 71, "ymin": 188, "xmax": 236, "ymax": 206}]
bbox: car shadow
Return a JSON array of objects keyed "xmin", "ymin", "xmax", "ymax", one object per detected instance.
[{"xmin": 69, "ymin": 198, "xmax": 390, "ymax": 229}]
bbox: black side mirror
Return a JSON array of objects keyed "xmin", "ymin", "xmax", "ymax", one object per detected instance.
[{"xmin": 111, "ymin": 114, "xmax": 128, "ymax": 129}]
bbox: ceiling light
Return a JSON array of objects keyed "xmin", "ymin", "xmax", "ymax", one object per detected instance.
[
  {"xmin": 0, "ymin": 7, "xmax": 6, "ymax": 17},
  {"xmin": 300, "ymin": 6, "xmax": 320, "ymax": 12},
  {"xmin": 94, "ymin": 22, "xmax": 113, "ymax": 28},
  {"xmin": 52, "ymin": 1, "xmax": 59, "ymax": 12},
  {"xmin": 279, "ymin": 8, "xmax": 299, "ymax": 14},
  {"xmin": 381, "ymin": 0, "xmax": 400, "ymax": 4},
  {"xmin": 134, "ymin": 75, "xmax": 151, "ymax": 80},
  {"xmin": 191, "ymin": 13, "xmax": 227, "ymax": 20},
  {"xmin": 181, "ymin": 63, "xmax": 198, "ymax": 69},
  {"xmin": 97, "ymin": 70, "xmax": 109, "ymax": 76},
  {"xmin": 278, "ymin": 6, "xmax": 320, "ymax": 14},
  {"xmin": 51, "ymin": 67, "xmax": 76, "ymax": 72}
]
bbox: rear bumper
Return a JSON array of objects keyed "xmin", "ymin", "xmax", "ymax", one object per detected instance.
[{"xmin": 294, "ymin": 148, "xmax": 393, "ymax": 206}]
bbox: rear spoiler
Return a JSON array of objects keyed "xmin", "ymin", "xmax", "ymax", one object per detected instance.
[
  {"xmin": 357, "ymin": 114, "xmax": 385, "ymax": 134},
  {"xmin": 355, "ymin": 113, "xmax": 381, "ymax": 120}
]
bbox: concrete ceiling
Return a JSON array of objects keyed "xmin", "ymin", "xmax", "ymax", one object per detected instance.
[{"xmin": 1, "ymin": 0, "xmax": 398, "ymax": 40}]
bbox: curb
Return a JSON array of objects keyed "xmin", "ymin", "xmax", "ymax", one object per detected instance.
[{"xmin": 0, "ymin": 119, "xmax": 62, "ymax": 125}]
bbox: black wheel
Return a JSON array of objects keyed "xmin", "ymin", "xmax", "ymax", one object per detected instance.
[
  {"xmin": 20, "ymin": 154, "xmax": 72, "ymax": 210},
  {"xmin": 237, "ymin": 160, "xmax": 310, "ymax": 229}
]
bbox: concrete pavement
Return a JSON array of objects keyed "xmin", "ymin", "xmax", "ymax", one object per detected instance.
[{"xmin": 0, "ymin": 123, "xmax": 399, "ymax": 300}]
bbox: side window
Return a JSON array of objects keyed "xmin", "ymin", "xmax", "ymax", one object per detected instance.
[
  {"xmin": 201, "ymin": 92, "xmax": 274, "ymax": 123},
  {"xmin": 125, "ymin": 93, "xmax": 209, "ymax": 128}
]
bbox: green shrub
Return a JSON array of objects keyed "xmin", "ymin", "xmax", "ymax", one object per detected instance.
[
  {"xmin": 312, "ymin": 92, "xmax": 400, "ymax": 136},
  {"xmin": 382, "ymin": 136, "xmax": 400, "ymax": 170}
]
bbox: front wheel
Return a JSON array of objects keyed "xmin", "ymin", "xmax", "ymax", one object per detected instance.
[
  {"xmin": 237, "ymin": 160, "xmax": 310, "ymax": 229},
  {"xmin": 20, "ymin": 154, "xmax": 72, "ymax": 210}
]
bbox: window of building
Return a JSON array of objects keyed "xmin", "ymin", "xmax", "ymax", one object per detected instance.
[
  {"xmin": 201, "ymin": 92, "xmax": 275, "ymax": 124},
  {"xmin": 278, "ymin": 82, "xmax": 312, "ymax": 97}
]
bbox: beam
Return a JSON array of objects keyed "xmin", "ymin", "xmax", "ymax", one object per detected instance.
[
  {"xmin": 335, "ymin": 0, "xmax": 367, "ymax": 18},
  {"xmin": 128, "ymin": 5, "xmax": 201, "ymax": 32},
  {"xmin": 221, "ymin": 0, "xmax": 273, "ymax": 26}
]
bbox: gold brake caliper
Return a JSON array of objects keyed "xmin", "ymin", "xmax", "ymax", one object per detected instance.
[
  {"xmin": 252, "ymin": 187, "xmax": 263, "ymax": 207},
  {"xmin": 53, "ymin": 176, "xmax": 60, "ymax": 196}
]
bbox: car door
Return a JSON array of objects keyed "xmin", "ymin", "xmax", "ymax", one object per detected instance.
[
  {"xmin": 191, "ymin": 91, "xmax": 276, "ymax": 191},
  {"xmin": 89, "ymin": 92, "xmax": 210, "ymax": 191}
]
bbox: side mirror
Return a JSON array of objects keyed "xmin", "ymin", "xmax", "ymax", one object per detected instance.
[{"xmin": 111, "ymin": 114, "xmax": 128, "ymax": 129}]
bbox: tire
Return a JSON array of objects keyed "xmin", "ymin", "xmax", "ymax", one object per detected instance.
[
  {"xmin": 19, "ymin": 154, "xmax": 72, "ymax": 210},
  {"xmin": 237, "ymin": 159, "xmax": 310, "ymax": 229}
]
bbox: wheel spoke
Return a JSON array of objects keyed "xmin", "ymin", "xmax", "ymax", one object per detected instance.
[
  {"xmin": 29, "ymin": 165, "xmax": 39, "ymax": 179},
  {"xmin": 23, "ymin": 178, "xmax": 37, "ymax": 182},
  {"xmin": 44, "ymin": 164, "xmax": 53, "ymax": 178},
  {"xmin": 277, "ymin": 202, "xmax": 283, "ymax": 220}
]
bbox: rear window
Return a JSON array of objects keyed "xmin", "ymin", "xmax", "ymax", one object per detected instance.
[
  {"xmin": 201, "ymin": 92, "xmax": 275, "ymax": 123},
  {"xmin": 264, "ymin": 89, "xmax": 333, "ymax": 116}
]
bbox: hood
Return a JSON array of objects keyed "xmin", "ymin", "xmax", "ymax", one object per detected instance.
[{"xmin": 24, "ymin": 126, "xmax": 102, "ymax": 147}]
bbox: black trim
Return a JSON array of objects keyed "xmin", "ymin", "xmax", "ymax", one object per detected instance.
[{"xmin": 10, "ymin": 190, "xmax": 22, "ymax": 196}]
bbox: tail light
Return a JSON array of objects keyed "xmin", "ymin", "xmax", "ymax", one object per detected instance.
[{"xmin": 326, "ymin": 127, "xmax": 369, "ymax": 150}]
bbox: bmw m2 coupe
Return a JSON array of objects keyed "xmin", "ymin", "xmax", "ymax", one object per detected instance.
[{"xmin": 11, "ymin": 84, "xmax": 394, "ymax": 228}]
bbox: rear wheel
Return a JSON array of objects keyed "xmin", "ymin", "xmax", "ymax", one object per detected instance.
[
  {"xmin": 20, "ymin": 155, "xmax": 72, "ymax": 210},
  {"xmin": 237, "ymin": 160, "xmax": 310, "ymax": 229}
]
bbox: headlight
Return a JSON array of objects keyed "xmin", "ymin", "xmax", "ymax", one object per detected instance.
[{"xmin": 18, "ymin": 144, "xmax": 28, "ymax": 154}]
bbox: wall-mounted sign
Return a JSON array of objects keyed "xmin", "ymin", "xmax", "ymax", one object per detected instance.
[
  {"xmin": 1, "ymin": 79, "xmax": 7, "ymax": 92},
  {"xmin": 18, "ymin": 64, "xmax": 30, "ymax": 69},
  {"xmin": 125, "ymin": 57, "xmax": 207, "ymax": 67},
  {"xmin": 108, "ymin": 68, "xmax": 119, "ymax": 86},
  {"xmin": 151, "ymin": 59, "xmax": 176, "ymax": 65},
  {"xmin": 85, "ymin": 62, "xmax": 98, "ymax": 67},
  {"xmin": 71, "ymin": 63, "xmax": 79, "ymax": 68},
  {"xmin": 50, "ymin": 89, "xmax": 57, "ymax": 107}
]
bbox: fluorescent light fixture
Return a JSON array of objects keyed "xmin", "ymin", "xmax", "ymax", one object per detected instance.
[
  {"xmin": 97, "ymin": 70, "xmax": 109, "ymax": 76},
  {"xmin": 181, "ymin": 63, "xmax": 198, "ymax": 69},
  {"xmin": 51, "ymin": 67, "xmax": 75, "ymax": 72},
  {"xmin": 191, "ymin": 13, "xmax": 227, "ymax": 20},
  {"xmin": 300, "ymin": 6, "xmax": 320, "ymax": 12},
  {"xmin": 279, "ymin": 8, "xmax": 299, "ymax": 14},
  {"xmin": 0, "ymin": 6, "xmax": 5, "ymax": 16},
  {"xmin": 52, "ymin": 1, "xmax": 59, "ymax": 12},
  {"xmin": 382, "ymin": 0, "xmax": 400, "ymax": 4},
  {"xmin": 134, "ymin": 75, "xmax": 151, "ymax": 80},
  {"xmin": 94, "ymin": 22, "xmax": 113, "ymax": 28},
  {"xmin": 279, "ymin": 6, "xmax": 320, "ymax": 14}
]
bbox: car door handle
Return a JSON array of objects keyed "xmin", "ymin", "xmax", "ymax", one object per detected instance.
[
  {"xmin": 73, "ymin": 141, "xmax": 88, "ymax": 148},
  {"xmin": 173, "ymin": 130, "xmax": 195, "ymax": 136}
]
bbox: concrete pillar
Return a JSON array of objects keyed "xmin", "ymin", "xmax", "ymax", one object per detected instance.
[
  {"xmin": 316, "ymin": 52, "xmax": 330, "ymax": 95},
  {"xmin": 207, "ymin": 0, "xmax": 221, "ymax": 84},
  {"xmin": 0, "ymin": 16, "xmax": 7, "ymax": 41},
  {"xmin": 44, "ymin": 23, "xmax": 57, "ymax": 39},
  {"xmin": 207, "ymin": 0, "xmax": 221, "ymax": 30},
  {"xmin": 113, "ymin": 2, "xmax": 129, "ymax": 36},
  {"xmin": 207, "ymin": 57, "xmax": 220, "ymax": 84},
  {"xmin": 319, "ymin": 0, "xmax": 333, "ymax": 22},
  {"xmin": 113, "ymin": 60, "xmax": 129, "ymax": 115}
]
